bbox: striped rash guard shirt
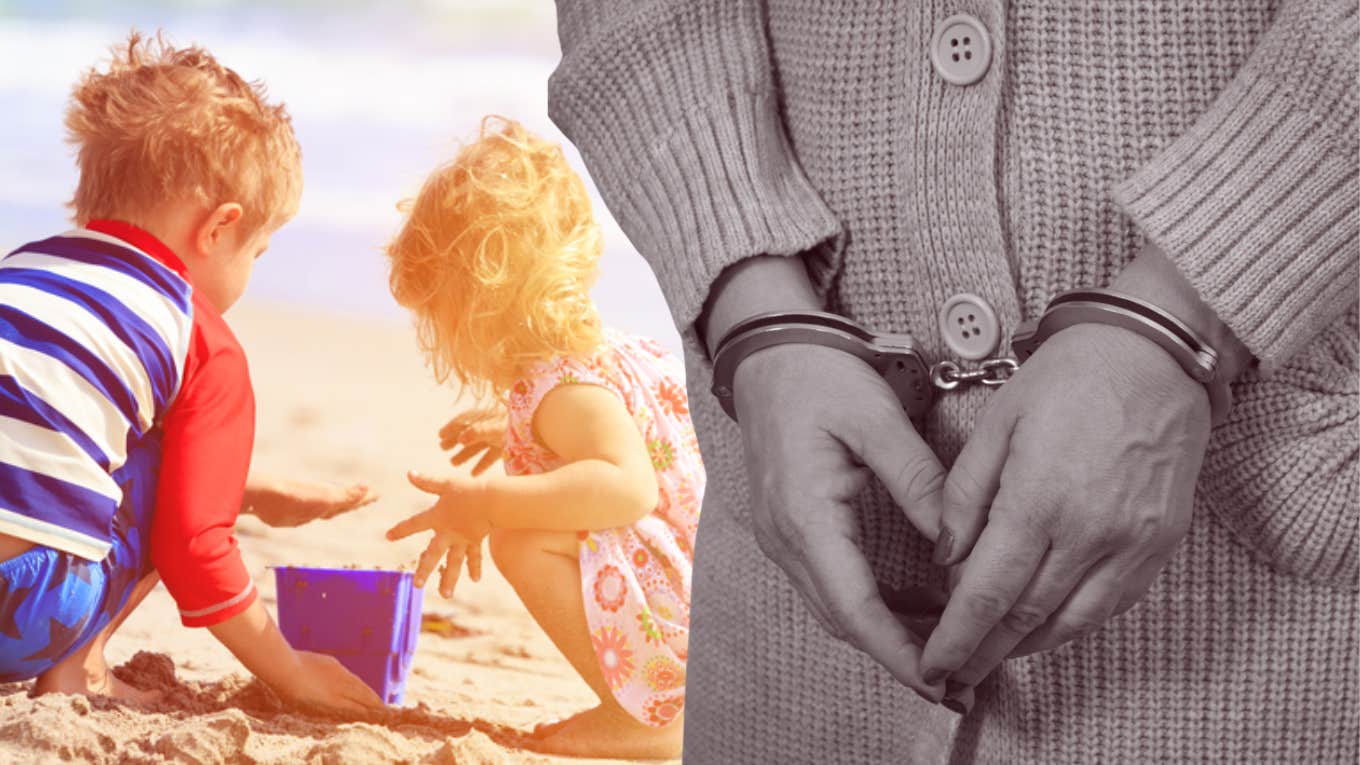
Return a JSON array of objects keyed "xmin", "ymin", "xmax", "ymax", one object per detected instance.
[{"xmin": 0, "ymin": 219, "xmax": 256, "ymax": 627}]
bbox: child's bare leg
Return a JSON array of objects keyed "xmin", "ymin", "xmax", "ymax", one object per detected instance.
[
  {"xmin": 33, "ymin": 573, "xmax": 160, "ymax": 702},
  {"xmin": 489, "ymin": 528, "xmax": 682, "ymax": 760}
]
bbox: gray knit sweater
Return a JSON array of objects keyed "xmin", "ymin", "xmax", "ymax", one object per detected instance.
[{"xmin": 549, "ymin": 1, "xmax": 1359, "ymax": 763}]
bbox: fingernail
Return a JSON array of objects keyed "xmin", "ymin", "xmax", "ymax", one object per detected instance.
[
  {"xmin": 922, "ymin": 668, "xmax": 948, "ymax": 686},
  {"xmin": 942, "ymin": 697, "xmax": 968, "ymax": 715},
  {"xmin": 946, "ymin": 680, "xmax": 971, "ymax": 699},
  {"xmin": 932, "ymin": 528, "xmax": 955, "ymax": 566}
]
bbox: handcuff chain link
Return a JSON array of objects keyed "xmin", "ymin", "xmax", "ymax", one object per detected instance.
[{"xmin": 929, "ymin": 356, "xmax": 1019, "ymax": 391}]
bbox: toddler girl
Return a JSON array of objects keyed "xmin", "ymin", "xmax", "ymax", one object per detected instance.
[{"xmin": 383, "ymin": 117, "xmax": 703, "ymax": 760}]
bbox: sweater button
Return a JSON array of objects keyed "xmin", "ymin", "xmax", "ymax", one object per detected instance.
[
  {"xmin": 930, "ymin": 14, "xmax": 992, "ymax": 86},
  {"xmin": 939, "ymin": 293, "xmax": 1001, "ymax": 360}
]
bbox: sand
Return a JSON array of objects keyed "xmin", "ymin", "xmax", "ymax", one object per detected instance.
[{"xmin": 0, "ymin": 301, "xmax": 664, "ymax": 765}]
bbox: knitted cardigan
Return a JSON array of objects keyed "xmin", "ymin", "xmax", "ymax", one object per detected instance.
[{"xmin": 549, "ymin": 1, "xmax": 1359, "ymax": 763}]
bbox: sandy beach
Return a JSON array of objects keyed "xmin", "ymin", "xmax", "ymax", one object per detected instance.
[{"xmin": 0, "ymin": 301, "xmax": 663, "ymax": 765}]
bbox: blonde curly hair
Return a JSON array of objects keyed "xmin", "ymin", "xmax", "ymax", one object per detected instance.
[
  {"xmin": 65, "ymin": 30, "xmax": 302, "ymax": 234},
  {"xmin": 386, "ymin": 116, "xmax": 605, "ymax": 400}
]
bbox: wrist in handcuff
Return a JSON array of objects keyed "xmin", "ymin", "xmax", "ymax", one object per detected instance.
[
  {"xmin": 710, "ymin": 289, "xmax": 1234, "ymax": 425},
  {"xmin": 710, "ymin": 310, "xmax": 934, "ymax": 421}
]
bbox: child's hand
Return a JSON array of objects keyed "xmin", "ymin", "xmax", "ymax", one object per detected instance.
[
  {"xmin": 439, "ymin": 406, "xmax": 508, "ymax": 477},
  {"xmin": 242, "ymin": 472, "xmax": 377, "ymax": 528},
  {"xmin": 207, "ymin": 600, "xmax": 383, "ymax": 716},
  {"xmin": 386, "ymin": 471, "xmax": 492, "ymax": 598},
  {"xmin": 276, "ymin": 650, "xmax": 386, "ymax": 714}
]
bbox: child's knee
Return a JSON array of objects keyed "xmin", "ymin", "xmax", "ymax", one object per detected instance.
[
  {"xmin": 488, "ymin": 528, "xmax": 535, "ymax": 573},
  {"xmin": 488, "ymin": 528, "xmax": 577, "ymax": 573},
  {"xmin": 489, "ymin": 528, "xmax": 524, "ymax": 568}
]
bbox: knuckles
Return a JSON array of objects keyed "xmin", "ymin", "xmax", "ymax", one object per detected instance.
[
  {"xmin": 942, "ymin": 461, "xmax": 988, "ymax": 513},
  {"xmin": 960, "ymin": 587, "xmax": 1015, "ymax": 625},
  {"xmin": 999, "ymin": 602, "xmax": 1053, "ymax": 635},
  {"xmin": 1049, "ymin": 607, "xmax": 1115, "ymax": 644},
  {"xmin": 891, "ymin": 450, "xmax": 947, "ymax": 504}
]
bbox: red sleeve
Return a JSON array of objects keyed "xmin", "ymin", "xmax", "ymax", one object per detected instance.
[{"xmin": 150, "ymin": 298, "xmax": 257, "ymax": 628}]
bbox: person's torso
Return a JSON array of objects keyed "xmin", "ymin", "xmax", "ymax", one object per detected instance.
[
  {"xmin": 503, "ymin": 328, "xmax": 705, "ymax": 547},
  {"xmin": 752, "ymin": 0, "xmax": 1355, "ymax": 587},
  {"xmin": 0, "ymin": 225, "xmax": 198, "ymax": 561}
]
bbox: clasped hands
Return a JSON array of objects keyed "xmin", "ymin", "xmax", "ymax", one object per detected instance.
[{"xmin": 733, "ymin": 320, "xmax": 1212, "ymax": 712}]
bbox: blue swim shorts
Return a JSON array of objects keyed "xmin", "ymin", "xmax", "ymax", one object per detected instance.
[{"xmin": 0, "ymin": 436, "xmax": 158, "ymax": 683}]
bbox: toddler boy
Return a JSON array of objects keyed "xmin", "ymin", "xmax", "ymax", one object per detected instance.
[{"xmin": 0, "ymin": 32, "xmax": 380, "ymax": 713}]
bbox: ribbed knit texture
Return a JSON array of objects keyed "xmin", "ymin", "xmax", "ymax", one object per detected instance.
[
  {"xmin": 550, "ymin": 1, "xmax": 1360, "ymax": 763},
  {"xmin": 548, "ymin": 1, "xmax": 846, "ymax": 344},
  {"xmin": 1111, "ymin": 1, "xmax": 1360, "ymax": 374}
]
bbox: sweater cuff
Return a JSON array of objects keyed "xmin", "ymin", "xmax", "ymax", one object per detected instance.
[
  {"xmin": 1113, "ymin": 67, "xmax": 1359, "ymax": 375},
  {"xmin": 591, "ymin": 91, "xmax": 844, "ymax": 359}
]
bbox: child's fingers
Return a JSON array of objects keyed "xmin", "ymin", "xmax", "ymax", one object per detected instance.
[
  {"xmin": 407, "ymin": 470, "xmax": 460, "ymax": 496},
  {"xmin": 413, "ymin": 537, "xmax": 450, "ymax": 587},
  {"xmin": 438, "ymin": 416, "xmax": 467, "ymax": 445},
  {"xmin": 467, "ymin": 542, "xmax": 483, "ymax": 582},
  {"xmin": 324, "ymin": 484, "xmax": 378, "ymax": 518},
  {"xmin": 441, "ymin": 409, "xmax": 500, "ymax": 449},
  {"xmin": 348, "ymin": 483, "xmax": 376, "ymax": 504},
  {"xmin": 470, "ymin": 422, "xmax": 504, "ymax": 443},
  {"xmin": 449, "ymin": 444, "xmax": 485, "ymax": 467},
  {"xmin": 470, "ymin": 448, "xmax": 500, "ymax": 477},
  {"xmin": 439, "ymin": 545, "xmax": 465, "ymax": 598},
  {"xmin": 308, "ymin": 653, "xmax": 384, "ymax": 712},
  {"xmin": 384, "ymin": 508, "xmax": 437, "ymax": 541},
  {"xmin": 342, "ymin": 673, "xmax": 385, "ymax": 710}
]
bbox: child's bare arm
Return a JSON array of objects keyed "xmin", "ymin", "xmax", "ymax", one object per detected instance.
[
  {"xmin": 208, "ymin": 598, "xmax": 383, "ymax": 713},
  {"xmin": 388, "ymin": 384, "xmax": 658, "ymax": 595},
  {"xmin": 431, "ymin": 383, "xmax": 655, "ymax": 532},
  {"xmin": 496, "ymin": 382, "xmax": 658, "ymax": 530},
  {"xmin": 240, "ymin": 472, "xmax": 377, "ymax": 528},
  {"xmin": 395, "ymin": 383, "xmax": 657, "ymax": 538}
]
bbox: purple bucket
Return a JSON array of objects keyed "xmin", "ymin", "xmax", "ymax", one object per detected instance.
[{"xmin": 273, "ymin": 566, "xmax": 422, "ymax": 705}]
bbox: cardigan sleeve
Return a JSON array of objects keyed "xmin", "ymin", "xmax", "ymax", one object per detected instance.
[
  {"xmin": 548, "ymin": 0, "xmax": 844, "ymax": 359},
  {"xmin": 1112, "ymin": 0, "xmax": 1359, "ymax": 376}
]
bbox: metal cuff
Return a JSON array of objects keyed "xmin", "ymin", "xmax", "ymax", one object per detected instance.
[
  {"xmin": 710, "ymin": 311, "xmax": 934, "ymax": 422},
  {"xmin": 1012, "ymin": 288, "xmax": 1231, "ymax": 424}
]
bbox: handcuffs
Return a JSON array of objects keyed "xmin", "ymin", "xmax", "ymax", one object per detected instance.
[{"xmin": 710, "ymin": 288, "xmax": 1230, "ymax": 424}]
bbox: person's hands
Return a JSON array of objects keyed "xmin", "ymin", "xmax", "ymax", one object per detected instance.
[
  {"xmin": 274, "ymin": 649, "xmax": 386, "ymax": 714},
  {"xmin": 733, "ymin": 343, "xmax": 950, "ymax": 700},
  {"xmin": 208, "ymin": 600, "xmax": 384, "ymax": 716},
  {"xmin": 385, "ymin": 471, "xmax": 491, "ymax": 598},
  {"xmin": 921, "ymin": 323, "xmax": 1211, "ymax": 708},
  {"xmin": 439, "ymin": 406, "xmax": 508, "ymax": 477},
  {"xmin": 241, "ymin": 473, "xmax": 377, "ymax": 528}
]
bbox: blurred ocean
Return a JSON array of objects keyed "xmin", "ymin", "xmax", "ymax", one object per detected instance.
[{"xmin": 0, "ymin": 0, "xmax": 684, "ymax": 360}]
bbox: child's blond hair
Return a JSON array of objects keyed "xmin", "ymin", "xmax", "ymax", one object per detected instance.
[
  {"xmin": 65, "ymin": 31, "xmax": 302, "ymax": 235},
  {"xmin": 386, "ymin": 116, "xmax": 605, "ymax": 400}
]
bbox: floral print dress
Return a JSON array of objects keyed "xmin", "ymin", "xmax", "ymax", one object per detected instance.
[{"xmin": 502, "ymin": 327, "xmax": 704, "ymax": 727}]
